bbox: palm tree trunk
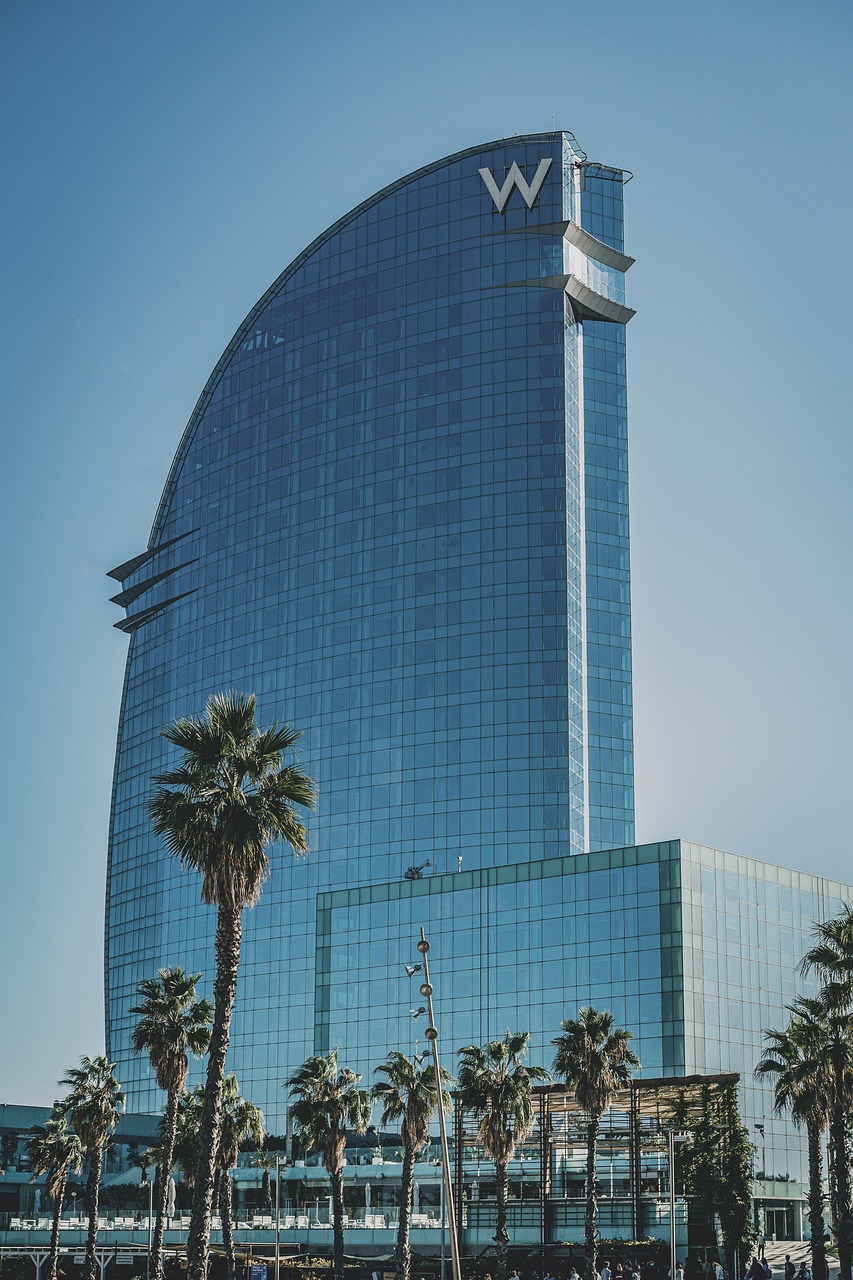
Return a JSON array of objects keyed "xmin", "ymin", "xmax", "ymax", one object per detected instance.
[
  {"xmin": 395, "ymin": 1140, "xmax": 416, "ymax": 1280},
  {"xmin": 152, "ymin": 1086, "xmax": 180, "ymax": 1280},
  {"xmin": 830, "ymin": 1093, "xmax": 852, "ymax": 1280},
  {"xmin": 807, "ymin": 1117, "xmax": 829, "ymax": 1280},
  {"xmin": 494, "ymin": 1157, "xmax": 510, "ymax": 1280},
  {"xmin": 262, "ymin": 1170, "xmax": 272, "ymax": 1212},
  {"xmin": 48, "ymin": 1169, "xmax": 67, "ymax": 1280},
  {"xmin": 584, "ymin": 1118, "xmax": 599, "ymax": 1280},
  {"xmin": 84, "ymin": 1143, "xmax": 104, "ymax": 1280},
  {"xmin": 330, "ymin": 1163, "xmax": 346, "ymax": 1280},
  {"xmin": 220, "ymin": 1172, "xmax": 236, "ymax": 1280},
  {"xmin": 187, "ymin": 903, "xmax": 243, "ymax": 1280}
]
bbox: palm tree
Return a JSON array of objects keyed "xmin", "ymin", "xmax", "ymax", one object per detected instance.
[
  {"xmin": 27, "ymin": 1107, "xmax": 84, "ymax": 1280},
  {"xmin": 149, "ymin": 691, "xmax": 315, "ymax": 1280},
  {"xmin": 456, "ymin": 1031, "xmax": 549, "ymax": 1280},
  {"xmin": 252, "ymin": 1151, "xmax": 278, "ymax": 1211},
  {"xmin": 172, "ymin": 1085, "xmax": 205, "ymax": 1188},
  {"xmin": 793, "ymin": 994, "xmax": 853, "ymax": 1278},
  {"xmin": 60, "ymin": 1056, "xmax": 125, "ymax": 1280},
  {"xmin": 803, "ymin": 908, "xmax": 853, "ymax": 1280},
  {"xmin": 126, "ymin": 1146, "xmax": 151, "ymax": 1184},
  {"xmin": 551, "ymin": 1008, "xmax": 639, "ymax": 1280},
  {"xmin": 372, "ymin": 1052, "xmax": 452, "ymax": 1280},
  {"xmin": 756, "ymin": 1009, "xmax": 830, "ymax": 1280},
  {"xmin": 130, "ymin": 966, "xmax": 213, "ymax": 1280},
  {"xmin": 216, "ymin": 1075, "xmax": 266, "ymax": 1280},
  {"xmin": 288, "ymin": 1049, "xmax": 371, "ymax": 1280}
]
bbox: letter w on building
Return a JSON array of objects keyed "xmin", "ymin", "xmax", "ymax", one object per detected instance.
[{"xmin": 478, "ymin": 157, "xmax": 553, "ymax": 213}]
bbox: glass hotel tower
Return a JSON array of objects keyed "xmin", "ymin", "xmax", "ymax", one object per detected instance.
[
  {"xmin": 107, "ymin": 131, "xmax": 637, "ymax": 1123},
  {"xmin": 106, "ymin": 139, "xmax": 845, "ymax": 1233}
]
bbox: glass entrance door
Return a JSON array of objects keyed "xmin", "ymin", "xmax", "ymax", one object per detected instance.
[{"xmin": 765, "ymin": 1206, "xmax": 793, "ymax": 1240}]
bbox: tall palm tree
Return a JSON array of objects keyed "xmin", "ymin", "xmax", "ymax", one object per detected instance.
[
  {"xmin": 130, "ymin": 966, "xmax": 213, "ymax": 1280},
  {"xmin": 288, "ymin": 1049, "xmax": 371, "ymax": 1280},
  {"xmin": 456, "ymin": 1031, "xmax": 549, "ymax": 1280},
  {"xmin": 213, "ymin": 1080, "xmax": 263, "ymax": 1280},
  {"xmin": 793, "ymin": 995, "xmax": 853, "ymax": 1277},
  {"xmin": 803, "ymin": 908, "xmax": 853, "ymax": 1280},
  {"xmin": 551, "ymin": 1008, "xmax": 639, "ymax": 1280},
  {"xmin": 372, "ymin": 1051, "xmax": 452, "ymax": 1280},
  {"xmin": 173, "ymin": 1076, "xmax": 264, "ymax": 1279},
  {"xmin": 216, "ymin": 1075, "xmax": 266, "ymax": 1280},
  {"xmin": 60, "ymin": 1056, "xmax": 125, "ymax": 1280},
  {"xmin": 756, "ymin": 1009, "xmax": 830, "ymax": 1280},
  {"xmin": 149, "ymin": 691, "xmax": 315, "ymax": 1280},
  {"xmin": 27, "ymin": 1107, "xmax": 84, "ymax": 1280}
]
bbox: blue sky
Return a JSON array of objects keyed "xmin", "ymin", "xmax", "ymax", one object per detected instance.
[{"xmin": 1, "ymin": 0, "xmax": 850, "ymax": 1105}]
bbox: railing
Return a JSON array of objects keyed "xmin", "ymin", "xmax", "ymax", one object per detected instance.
[{"xmin": 1, "ymin": 1213, "xmax": 452, "ymax": 1234}]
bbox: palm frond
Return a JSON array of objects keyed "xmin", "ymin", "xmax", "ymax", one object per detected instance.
[
  {"xmin": 148, "ymin": 693, "xmax": 316, "ymax": 911},
  {"xmin": 129, "ymin": 967, "xmax": 212, "ymax": 1095}
]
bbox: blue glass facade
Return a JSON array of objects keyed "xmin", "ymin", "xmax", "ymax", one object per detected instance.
[
  {"xmin": 318, "ymin": 839, "xmax": 852, "ymax": 1228},
  {"xmin": 106, "ymin": 132, "xmax": 638, "ymax": 1123}
]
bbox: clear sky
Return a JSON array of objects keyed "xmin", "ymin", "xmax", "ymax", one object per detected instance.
[{"xmin": 1, "ymin": 0, "xmax": 850, "ymax": 1106}]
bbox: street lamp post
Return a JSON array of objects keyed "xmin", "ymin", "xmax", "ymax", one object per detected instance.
[
  {"xmin": 667, "ymin": 1130, "xmax": 677, "ymax": 1280},
  {"xmin": 666, "ymin": 1132, "xmax": 688, "ymax": 1280},
  {"xmin": 274, "ymin": 1155, "xmax": 281, "ymax": 1280},
  {"xmin": 416, "ymin": 928, "xmax": 462, "ymax": 1280},
  {"xmin": 143, "ymin": 1175, "xmax": 154, "ymax": 1280}
]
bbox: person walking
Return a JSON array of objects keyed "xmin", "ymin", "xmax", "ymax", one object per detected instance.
[
  {"xmin": 784, "ymin": 1258, "xmax": 795, "ymax": 1280},
  {"xmin": 757, "ymin": 1234, "xmax": 766, "ymax": 1261}
]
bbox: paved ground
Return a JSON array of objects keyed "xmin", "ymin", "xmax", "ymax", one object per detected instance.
[{"xmin": 760, "ymin": 1242, "xmax": 838, "ymax": 1280}]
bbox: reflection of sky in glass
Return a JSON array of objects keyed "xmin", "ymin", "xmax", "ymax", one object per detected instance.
[
  {"xmin": 681, "ymin": 842, "xmax": 851, "ymax": 1187},
  {"xmin": 319, "ymin": 843, "xmax": 676, "ymax": 1087}
]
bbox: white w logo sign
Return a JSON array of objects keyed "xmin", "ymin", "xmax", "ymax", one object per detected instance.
[{"xmin": 478, "ymin": 157, "xmax": 553, "ymax": 213}]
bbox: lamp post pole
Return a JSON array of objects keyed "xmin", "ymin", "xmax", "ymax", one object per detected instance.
[
  {"xmin": 440, "ymin": 1172, "xmax": 448, "ymax": 1280},
  {"xmin": 667, "ymin": 1130, "xmax": 676, "ymax": 1280},
  {"xmin": 666, "ymin": 1132, "xmax": 688, "ymax": 1280},
  {"xmin": 416, "ymin": 928, "xmax": 462, "ymax": 1280},
  {"xmin": 145, "ymin": 1176, "xmax": 154, "ymax": 1280},
  {"xmin": 274, "ymin": 1155, "xmax": 281, "ymax": 1280}
]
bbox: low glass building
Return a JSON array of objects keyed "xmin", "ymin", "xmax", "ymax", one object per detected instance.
[{"xmin": 319, "ymin": 837, "xmax": 851, "ymax": 1240}]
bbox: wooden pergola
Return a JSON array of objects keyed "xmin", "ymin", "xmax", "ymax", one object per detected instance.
[{"xmin": 451, "ymin": 1073, "xmax": 741, "ymax": 1259}]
